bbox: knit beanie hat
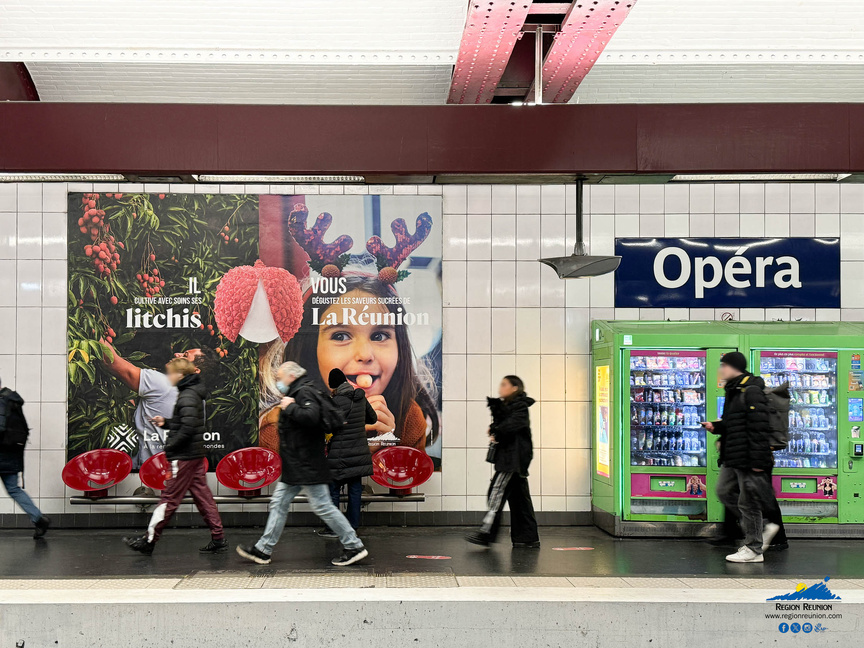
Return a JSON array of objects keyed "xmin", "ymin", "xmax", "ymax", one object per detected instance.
[{"xmin": 720, "ymin": 351, "xmax": 747, "ymax": 373}]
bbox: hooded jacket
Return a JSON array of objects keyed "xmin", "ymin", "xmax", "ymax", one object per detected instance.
[
  {"xmin": 278, "ymin": 376, "xmax": 332, "ymax": 485},
  {"xmin": 163, "ymin": 374, "xmax": 208, "ymax": 461},
  {"xmin": 712, "ymin": 372, "xmax": 773, "ymax": 471},
  {"xmin": 488, "ymin": 392, "xmax": 535, "ymax": 476},
  {"xmin": 0, "ymin": 387, "xmax": 28, "ymax": 473},
  {"xmin": 328, "ymin": 381, "xmax": 376, "ymax": 481}
]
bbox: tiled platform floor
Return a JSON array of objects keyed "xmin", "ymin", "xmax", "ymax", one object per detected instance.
[{"xmin": 0, "ymin": 525, "xmax": 860, "ymax": 585}]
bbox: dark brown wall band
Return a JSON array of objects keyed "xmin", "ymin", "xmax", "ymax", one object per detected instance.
[{"xmin": 0, "ymin": 103, "xmax": 861, "ymax": 175}]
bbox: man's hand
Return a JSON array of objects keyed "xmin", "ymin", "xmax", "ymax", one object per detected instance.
[
  {"xmin": 98, "ymin": 338, "xmax": 141, "ymax": 392},
  {"xmin": 150, "ymin": 416, "xmax": 165, "ymax": 427},
  {"xmin": 700, "ymin": 421, "xmax": 714, "ymax": 432},
  {"xmin": 279, "ymin": 396, "xmax": 295, "ymax": 410}
]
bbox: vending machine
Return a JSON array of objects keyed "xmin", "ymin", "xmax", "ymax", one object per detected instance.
[
  {"xmin": 591, "ymin": 320, "xmax": 864, "ymax": 537},
  {"xmin": 744, "ymin": 323, "xmax": 864, "ymax": 527},
  {"xmin": 590, "ymin": 321, "xmax": 740, "ymax": 536}
]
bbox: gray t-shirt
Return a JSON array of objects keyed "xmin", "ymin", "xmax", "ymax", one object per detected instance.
[{"xmin": 132, "ymin": 368, "xmax": 178, "ymax": 469}]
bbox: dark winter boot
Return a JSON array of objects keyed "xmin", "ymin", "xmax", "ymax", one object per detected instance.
[
  {"xmin": 199, "ymin": 538, "xmax": 229, "ymax": 554},
  {"xmin": 124, "ymin": 534, "xmax": 155, "ymax": 555},
  {"xmin": 33, "ymin": 516, "xmax": 51, "ymax": 539},
  {"xmin": 465, "ymin": 531, "xmax": 492, "ymax": 547}
]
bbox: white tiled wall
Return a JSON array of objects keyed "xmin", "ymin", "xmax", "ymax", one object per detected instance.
[{"xmin": 1, "ymin": 181, "xmax": 863, "ymax": 519}]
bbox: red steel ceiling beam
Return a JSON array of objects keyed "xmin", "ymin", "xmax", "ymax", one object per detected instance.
[
  {"xmin": 540, "ymin": 0, "xmax": 637, "ymax": 103},
  {"xmin": 447, "ymin": 0, "xmax": 533, "ymax": 104},
  {"xmin": 0, "ymin": 63, "xmax": 39, "ymax": 101}
]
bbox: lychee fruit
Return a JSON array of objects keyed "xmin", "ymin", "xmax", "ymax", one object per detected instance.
[
  {"xmin": 110, "ymin": 296, "xmax": 118, "ymax": 305},
  {"xmin": 378, "ymin": 267, "xmax": 398, "ymax": 284},
  {"xmin": 213, "ymin": 259, "xmax": 302, "ymax": 343},
  {"xmin": 321, "ymin": 264, "xmax": 341, "ymax": 278}
]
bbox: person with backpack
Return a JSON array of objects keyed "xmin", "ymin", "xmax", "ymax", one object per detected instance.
[
  {"xmin": 124, "ymin": 358, "xmax": 227, "ymax": 555},
  {"xmin": 702, "ymin": 352, "xmax": 780, "ymax": 563},
  {"xmin": 237, "ymin": 362, "xmax": 368, "ymax": 567},
  {"xmin": 318, "ymin": 369, "xmax": 376, "ymax": 538},
  {"xmin": 0, "ymin": 378, "xmax": 50, "ymax": 538}
]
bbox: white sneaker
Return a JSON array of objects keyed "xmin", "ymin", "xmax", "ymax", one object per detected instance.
[
  {"xmin": 762, "ymin": 523, "xmax": 780, "ymax": 552},
  {"xmin": 726, "ymin": 546, "xmax": 764, "ymax": 563}
]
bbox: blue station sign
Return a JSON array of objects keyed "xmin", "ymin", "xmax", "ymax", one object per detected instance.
[{"xmin": 614, "ymin": 238, "xmax": 840, "ymax": 308}]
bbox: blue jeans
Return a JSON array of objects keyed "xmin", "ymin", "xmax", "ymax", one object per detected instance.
[
  {"xmin": 1, "ymin": 473, "xmax": 42, "ymax": 524},
  {"xmin": 255, "ymin": 482, "xmax": 364, "ymax": 556},
  {"xmin": 329, "ymin": 476, "xmax": 363, "ymax": 529}
]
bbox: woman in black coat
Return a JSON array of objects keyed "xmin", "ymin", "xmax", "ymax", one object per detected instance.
[
  {"xmin": 466, "ymin": 375, "xmax": 539, "ymax": 548},
  {"xmin": 320, "ymin": 369, "xmax": 376, "ymax": 534}
]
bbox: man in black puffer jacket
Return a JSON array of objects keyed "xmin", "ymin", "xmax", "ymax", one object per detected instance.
[
  {"xmin": 125, "ymin": 358, "xmax": 226, "ymax": 555},
  {"xmin": 703, "ymin": 352, "xmax": 777, "ymax": 564},
  {"xmin": 237, "ymin": 362, "xmax": 368, "ymax": 567},
  {"xmin": 318, "ymin": 369, "xmax": 376, "ymax": 536}
]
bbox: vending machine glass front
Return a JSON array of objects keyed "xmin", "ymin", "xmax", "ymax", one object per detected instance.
[{"xmin": 759, "ymin": 351, "xmax": 838, "ymax": 469}]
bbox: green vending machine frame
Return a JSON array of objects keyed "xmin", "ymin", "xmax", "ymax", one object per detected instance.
[
  {"xmin": 591, "ymin": 321, "xmax": 740, "ymax": 537},
  {"xmin": 591, "ymin": 320, "xmax": 864, "ymax": 538}
]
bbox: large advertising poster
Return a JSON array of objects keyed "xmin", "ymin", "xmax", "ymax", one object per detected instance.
[
  {"xmin": 67, "ymin": 192, "xmax": 442, "ymax": 471},
  {"xmin": 256, "ymin": 195, "xmax": 442, "ymax": 469}
]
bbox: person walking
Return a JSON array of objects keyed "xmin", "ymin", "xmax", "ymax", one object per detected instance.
[
  {"xmin": 124, "ymin": 358, "xmax": 227, "ymax": 555},
  {"xmin": 702, "ymin": 351, "xmax": 779, "ymax": 563},
  {"xmin": 0, "ymin": 378, "xmax": 50, "ymax": 538},
  {"xmin": 466, "ymin": 375, "xmax": 539, "ymax": 548},
  {"xmin": 237, "ymin": 362, "xmax": 368, "ymax": 566},
  {"xmin": 318, "ymin": 369, "xmax": 376, "ymax": 538},
  {"xmin": 714, "ymin": 498, "xmax": 788, "ymax": 551}
]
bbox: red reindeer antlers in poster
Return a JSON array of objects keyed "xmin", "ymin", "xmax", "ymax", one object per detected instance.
[
  {"xmin": 366, "ymin": 212, "xmax": 432, "ymax": 283},
  {"xmin": 287, "ymin": 203, "xmax": 353, "ymax": 275}
]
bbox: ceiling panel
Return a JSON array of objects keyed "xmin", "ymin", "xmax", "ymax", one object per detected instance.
[{"xmin": 27, "ymin": 63, "xmax": 453, "ymax": 104}]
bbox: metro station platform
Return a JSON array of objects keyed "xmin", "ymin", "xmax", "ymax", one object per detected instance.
[{"xmin": 0, "ymin": 526, "xmax": 861, "ymax": 646}]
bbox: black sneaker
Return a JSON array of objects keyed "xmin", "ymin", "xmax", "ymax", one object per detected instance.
[
  {"xmin": 331, "ymin": 547, "xmax": 368, "ymax": 566},
  {"xmin": 124, "ymin": 534, "xmax": 155, "ymax": 555},
  {"xmin": 512, "ymin": 541, "xmax": 541, "ymax": 548},
  {"xmin": 236, "ymin": 544, "xmax": 271, "ymax": 565},
  {"xmin": 465, "ymin": 531, "xmax": 491, "ymax": 547},
  {"xmin": 199, "ymin": 538, "xmax": 229, "ymax": 554},
  {"xmin": 33, "ymin": 516, "xmax": 51, "ymax": 539},
  {"xmin": 317, "ymin": 527, "xmax": 338, "ymax": 539},
  {"xmin": 705, "ymin": 535, "xmax": 738, "ymax": 547}
]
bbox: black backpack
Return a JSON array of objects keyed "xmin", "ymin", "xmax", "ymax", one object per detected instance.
[
  {"xmin": 740, "ymin": 381, "xmax": 790, "ymax": 451},
  {"xmin": 763, "ymin": 382, "xmax": 791, "ymax": 451},
  {"xmin": 301, "ymin": 386, "xmax": 344, "ymax": 437},
  {"xmin": 0, "ymin": 392, "xmax": 30, "ymax": 453},
  {"xmin": 317, "ymin": 390, "xmax": 345, "ymax": 436}
]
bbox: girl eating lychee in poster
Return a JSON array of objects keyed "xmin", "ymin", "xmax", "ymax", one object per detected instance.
[{"xmin": 255, "ymin": 195, "xmax": 443, "ymax": 469}]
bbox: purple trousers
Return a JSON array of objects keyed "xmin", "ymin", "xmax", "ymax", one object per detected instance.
[{"xmin": 147, "ymin": 458, "xmax": 224, "ymax": 543}]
